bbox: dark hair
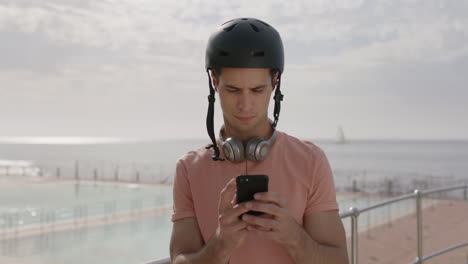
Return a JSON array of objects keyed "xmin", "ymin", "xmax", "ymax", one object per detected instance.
[{"xmin": 212, "ymin": 68, "xmax": 279, "ymax": 87}]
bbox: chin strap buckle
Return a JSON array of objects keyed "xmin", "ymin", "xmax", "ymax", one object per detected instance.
[
  {"xmin": 208, "ymin": 95, "xmax": 215, "ymax": 103},
  {"xmin": 274, "ymin": 92, "xmax": 284, "ymax": 102}
]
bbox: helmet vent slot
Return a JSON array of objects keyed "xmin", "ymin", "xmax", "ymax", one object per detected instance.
[
  {"xmin": 221, "ymin": 19, "xmax": 234, "ymax": 26},
  {"xmin": 251, "ymin": 51, "xmax": 265, "ymax": 57},
  {"xmin": 249, "ymin": 23, "xmax": 260, "ymax": 32},
  {"xmin": 255, "ymin": 19, "xmax": 270, "ymax": 27},
  {"xmin": 223, "ymin": 23, "xmax": 238, "ymax": 32}
]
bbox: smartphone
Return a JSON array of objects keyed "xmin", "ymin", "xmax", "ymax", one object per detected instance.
[{"xmin": 236, "ymin": 175, "xmax": 269, "ymax": 217}]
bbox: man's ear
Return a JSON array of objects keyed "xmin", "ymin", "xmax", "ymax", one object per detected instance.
[
  {"xmin": 272, "ymin": 71, "xmax": 279, "ymax": 91},
  {"xmin": 209, "ymin": 70, "xmax": 218, "ymax": 92}
]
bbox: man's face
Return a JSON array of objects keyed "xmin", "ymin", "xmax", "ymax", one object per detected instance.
[{"xmin": 213, "ymin": 68, "xmax": 276, "ymax": 133}]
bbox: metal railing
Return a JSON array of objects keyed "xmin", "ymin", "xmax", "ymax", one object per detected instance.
[
  {"xmin": 145, "ymin": 184, "xmax": 468, "ymax": 264},
  {"xmin": 342, "ymin": 184, "xmax": 468, "ymax": 264},
  {"xmin": 411, "ymin": 241, "xmax": 468, "ymax": 264}
]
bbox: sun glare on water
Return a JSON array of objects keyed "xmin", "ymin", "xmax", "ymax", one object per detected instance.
[{"xmin": 0, "ymin": 137, "xmax": 135, "ymax": 145}]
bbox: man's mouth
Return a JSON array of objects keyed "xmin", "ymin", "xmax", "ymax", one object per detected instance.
[{"xmin": 235, "ymin": 116, "xmax": 255, "ymax": 122}]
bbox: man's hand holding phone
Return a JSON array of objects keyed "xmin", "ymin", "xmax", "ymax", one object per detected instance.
[
  {"xmin": 214, "ymin": 178, "xmax": 251, "ymax": 254},
  {"xmin": 239, "ymin": 186, "xmax": 304, "ymax": 252},
  {"xmin": 214, "ymin": 175, "xmax": 301, "ymax": 256}
]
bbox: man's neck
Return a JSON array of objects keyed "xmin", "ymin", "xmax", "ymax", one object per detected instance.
[{"xmin": 222, "ymin": 118, "xmax": 274, "ymax": 143}]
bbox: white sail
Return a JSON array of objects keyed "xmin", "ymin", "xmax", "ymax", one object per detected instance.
[{"xmin": 336, "ymin": 126, "xmax": 346, "ymax": 144}]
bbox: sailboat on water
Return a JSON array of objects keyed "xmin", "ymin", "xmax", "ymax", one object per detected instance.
[{"xmin": 336, "ymin": 126, "xmax": 346, "ymax": 144}]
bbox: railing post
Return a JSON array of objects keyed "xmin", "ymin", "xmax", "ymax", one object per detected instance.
[
  {"xmin": 350, "ymin": 207, "xmax": 360, "ymax": 264},
  {"xmin": 463, "ymin": 185, "xmax": 467, "ymax": 201},
  {"xmin": 414, "ymin": 189, "xmax": 423, "ymax": 264}
]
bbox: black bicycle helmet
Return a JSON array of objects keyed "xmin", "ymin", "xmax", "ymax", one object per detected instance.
[
  {"xmin": 204, "ymin": 18, "xmax": 285, "ymax": 161},
  {"xmin": 206, "ymin": 17, "xmax": 284, "ymax": 72}
]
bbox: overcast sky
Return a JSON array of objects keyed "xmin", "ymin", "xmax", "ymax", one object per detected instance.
[{"xmin": 0, "ymin": 0, "xmax": 467, "ymax": 141}]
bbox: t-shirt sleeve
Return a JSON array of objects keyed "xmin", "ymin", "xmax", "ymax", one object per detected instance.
[
  {"xmin": 171, "ymin": 159, "xmax": 196, "ymax": 222},
  {"xmin": 304, "ymin": 148, "xmax": 339, "ymax": 217}
]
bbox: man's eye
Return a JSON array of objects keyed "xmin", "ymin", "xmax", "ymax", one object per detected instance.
[
  {"xmin": 253, "ymin": 89, "xmax": 263, "ymax": 93},
  {"xmin": 228, "ymin": 89, "xmax": 238, "ymax": 93}
]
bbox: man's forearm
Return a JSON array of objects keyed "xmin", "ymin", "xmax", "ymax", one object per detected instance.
[
  {"xmin": 284, "ymin": 226, "xmax": 348, "ymax": 264},
  {"xmin": 172, "ymin": 234, "xmax": 232, "ymax": 264}
]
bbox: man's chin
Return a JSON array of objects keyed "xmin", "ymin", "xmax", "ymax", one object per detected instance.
[
  {"xmin": 225, "ymin": 118, "xmax": 253, "ymax": 130},
  {"xmin": 234, "ymin": 120, "xmax": 259, "ymax": 133}
]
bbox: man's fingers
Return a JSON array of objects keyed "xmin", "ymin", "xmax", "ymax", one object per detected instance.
[
  {"xmin": 219, "ymin": 178, "xmax": 237, "ymax": 212},
  {"xmin": 230, "ymin": 193, "xmax": 237, "ymax": 206},
  {"xmin": 232, "ymin": 203, "xmax": 250, "ymax": 216},
  {"xmin": 250, "ymin": 224, "xmax": 272, "ymax": 232},
  {"xmin": 243, "ymin": 202, "xmax": 281, "ymax": 218},
  {"xmin": 254, "ymin": 192, "xmax": 287, "ymax": 208},
  {"xmin": 230, "ymin": 219, "xmax": 249, "ymax": 231},
  {"xmin": 219, "ymin": 203, "xmax": 251, "ymax": 225}
]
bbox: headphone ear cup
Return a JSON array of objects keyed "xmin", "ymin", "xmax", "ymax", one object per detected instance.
[
  {"xmin": 245, "ymin": 137, "xmax": 265, "ymax": 161},
  {"xmin": 222, "ymin": 136, "xmax": 245, "ymax": 162}
]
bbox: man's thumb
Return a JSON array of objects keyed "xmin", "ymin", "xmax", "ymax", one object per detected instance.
[{"xmin": 219, "ymin": 178, "xmax": 236, "ymax": 211}]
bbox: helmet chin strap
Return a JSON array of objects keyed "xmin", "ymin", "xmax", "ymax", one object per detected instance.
[
  {"xmin": 205, "ymin": 69, "xmax": 225, "ymax": 161},
  {"xmin": 205, "ymin": 70, "xmax": 283, "ymax": 161},
  {"xmin": 272, "ymin": 73, "xmax": 284, "ymax": 129}
]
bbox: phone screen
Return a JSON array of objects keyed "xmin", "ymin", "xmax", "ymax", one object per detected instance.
[{"xmin": 236, "ymin": 175, "xmax": 269, "ymax": 216}]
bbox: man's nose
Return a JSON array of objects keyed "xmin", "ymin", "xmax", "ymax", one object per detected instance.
[{"xmin": 237, "ymin": 91, "xmax": 254, "ymax": 112}]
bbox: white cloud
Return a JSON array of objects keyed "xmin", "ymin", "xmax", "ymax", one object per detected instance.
[{"xmin": 0, "ymin": 0, "xmax": 467, "ymax": 139}]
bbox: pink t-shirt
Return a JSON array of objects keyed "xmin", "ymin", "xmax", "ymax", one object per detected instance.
[{"xmin": 171, "ymin": 130, "xmax": 339, "ymax": 263}]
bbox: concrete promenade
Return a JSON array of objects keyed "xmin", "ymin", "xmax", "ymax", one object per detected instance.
[{"xmin": 346, "ymin": 199, "xmax": 468, "ymax": 264}]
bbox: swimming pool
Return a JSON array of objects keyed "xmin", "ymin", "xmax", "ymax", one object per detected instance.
[
  {"xmin": 0, "ymin": 180, "xmax": 172, "ymax": 232},
  {"xmin": 1, "ymin": 179, "xmax": 422, "ymax": 264}
]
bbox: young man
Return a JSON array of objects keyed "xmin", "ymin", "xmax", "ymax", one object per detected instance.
[{"xmin": 170, "ymin": 18, "xmax": 349, "ymax": 264}]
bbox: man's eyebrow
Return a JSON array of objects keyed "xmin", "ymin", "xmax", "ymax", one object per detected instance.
[{"xmin": 225, "ymin": 84, "xmax": 267, "ymax": 89}]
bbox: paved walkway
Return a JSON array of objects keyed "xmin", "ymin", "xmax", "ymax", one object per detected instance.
[{"xmin": 346, "ymin": 199, "xmax": 468, "ymax": 264}]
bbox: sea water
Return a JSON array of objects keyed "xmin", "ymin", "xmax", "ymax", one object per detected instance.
[{"xmin": 0, "ymin": 139, "xmax": 467, "ymax": 263}]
